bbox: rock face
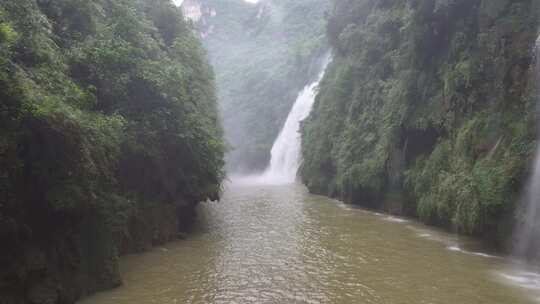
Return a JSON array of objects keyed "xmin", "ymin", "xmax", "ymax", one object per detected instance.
[
  {"xmin": 1, "ymin": 200, "xmax": 196, "ymax": 304},
  {"xmin": 0, "ymin": 0, "xmax": 224, "ymax": 303},
  {"xmin": 182, "ymin": 0, "xmax": 203, "ymax": 21},
  {"xmin": 301, "ymin": 0, "xmax": 540, "ymax": 247}
]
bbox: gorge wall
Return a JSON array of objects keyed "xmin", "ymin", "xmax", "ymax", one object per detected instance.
[
  {"xmin": 301, "ymin": 0, "xmax": 540, "ymax": 248},
  {"xmin": 0, "ymin": 0, "xmax": 224, "ymax": 303}
]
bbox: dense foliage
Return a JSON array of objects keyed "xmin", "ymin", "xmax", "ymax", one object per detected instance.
[
  {"xmin": 301, "ymin": 0, "xmax": 540, "ymax": 244},
  {"xmin": 189, "ymin": 0, "xmax": 328, "ymax": 172},
  {"xmin": 0, "ymin": 0, "xmax": 224, "ymax": 302}
]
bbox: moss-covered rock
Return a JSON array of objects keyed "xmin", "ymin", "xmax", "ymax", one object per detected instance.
[
  {"xmin": 0, "ymin": 0, "xmax": 224, "ymax": 303},
  {"xmin": 301, "ymin": 0, "xmax": 540, "ymax": 247}
]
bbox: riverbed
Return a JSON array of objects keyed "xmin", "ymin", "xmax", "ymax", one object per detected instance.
[{"xmin": 79, "ymin": 183, "xmax": 538, "ymax": 304}]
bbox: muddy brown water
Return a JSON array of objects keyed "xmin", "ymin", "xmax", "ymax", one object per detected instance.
[{"xmin": 79, "ymin": 183, "xmax": 538, "ymax": 304}]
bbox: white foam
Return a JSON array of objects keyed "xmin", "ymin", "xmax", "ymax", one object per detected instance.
[
  {"xmin": 447, "ymin": 245, "xmax": 498, "ymax": 259},
  {"xmin": 497, "ymin": 269, "xmax": 540, "ymax": 302},
  {"xmin": 383, "ymin": 216, "xmax": 408, "ymax": 223}
]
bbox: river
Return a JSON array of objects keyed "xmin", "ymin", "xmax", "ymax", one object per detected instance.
[{"xmin": 80, "ymin": 183, "xmax": 537, "ymax": 304}]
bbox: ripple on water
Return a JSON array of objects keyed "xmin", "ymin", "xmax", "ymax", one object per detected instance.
[
  {"xmin": 79, "ymin": 183, "xmax": 537, "ymax": 304},
  {"xmin": 382, "ymin": 216, "xmax": 409, "ymax": 223},
  {"xmin": 497, "ymin": 267, "xmax": 540, "ymax": 303}
]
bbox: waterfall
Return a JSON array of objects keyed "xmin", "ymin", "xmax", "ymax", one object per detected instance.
[
  {"xmin": 228, "ymin": 57, "xmax": 329, "ymax": 185},
  {"xmin": 252, "ymin": 60, "xmax": 328, "ymax": 185},
  {"xmin": 514, "ymin": 35, "xmax": 540, "ymax": 261}
]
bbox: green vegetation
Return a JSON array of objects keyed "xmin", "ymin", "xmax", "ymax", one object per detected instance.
[
  {"xmin": 0, "ymin": 0, "xmax": 224, "ymax": 302},
  {"xmin": 191, "ymin": 0, "xmax": 328, "ymax": 172},
  {"xmin": 301, "ymin": 0, "xmax": 540, "ymax": 245}
]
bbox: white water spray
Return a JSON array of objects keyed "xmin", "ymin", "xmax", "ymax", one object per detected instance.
[
  {"xmin": 262, "ymin": 77, "xmax": 322, "ymax": 183},
  {"xmin": 514, "ymin": 35, "xmax": 540, "ymax": 261},
  {"xmin": 232, "ymin": 59, "xmax": 328, "ymax": 185}
]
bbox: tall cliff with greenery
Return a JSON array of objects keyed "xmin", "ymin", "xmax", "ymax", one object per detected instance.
[
  {"xmin": 0, "ymin": 0, "xmax": 224, "ymax": 303},
  {"xmin": 185, "ymin": 0, "xmax": 328, "ymax": 173},
  {"xmin": 301, "ymin": 0, "xmax": 540, "ymax": 246}
]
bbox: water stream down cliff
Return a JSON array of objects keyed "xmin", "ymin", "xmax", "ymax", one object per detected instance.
[
  {"xmin": 250, "ymin": 60, "xmax": 328, "ymax": 185},
  {"xmin": 514, "ymin": 34, "xmax": 540, "ymax": 262}
]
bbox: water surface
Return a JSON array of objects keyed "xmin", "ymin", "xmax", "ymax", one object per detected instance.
[{"xmin": 80, "ymin": 183, "xmax": 535, "ymax": 304}]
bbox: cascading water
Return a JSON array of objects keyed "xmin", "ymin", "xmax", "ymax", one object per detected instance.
[
  {"xmin": 253, "ymin": 59, "xmax": 329, "ymax": 185},
  {"xmin": 514, "ymin": 35, "xmax": 540, "ymax": 261}
]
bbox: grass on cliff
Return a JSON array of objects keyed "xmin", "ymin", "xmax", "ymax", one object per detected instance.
[
  {"xmin": 301, "ymin": 0, "xmax": 539, "ymax": 242},
  {"xmin": 0, "ymin": 0, "xmax": 225, "ymax": 300}
]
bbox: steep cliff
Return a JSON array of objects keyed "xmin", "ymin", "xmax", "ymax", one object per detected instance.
[
  {"xmin": 185, "ymin": 0, "xmax": 329, "ymax": 173},
  {"xmin": 0, "ymin": 0, "xmax": 224, "ymax": 303},
  {"xmin": 301, "ymin": 0, "xmax": 540, "ymax": 246}
]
